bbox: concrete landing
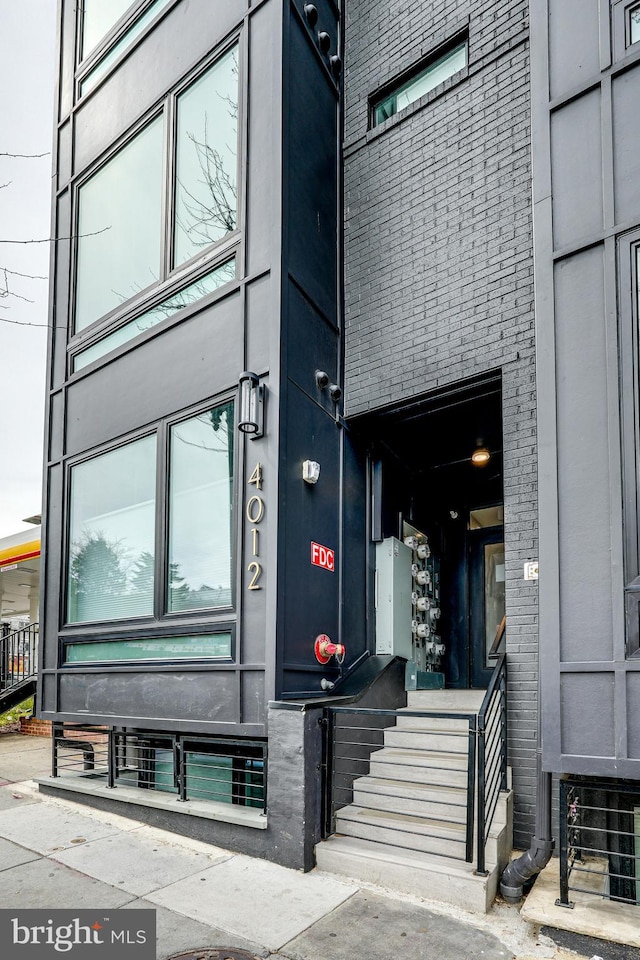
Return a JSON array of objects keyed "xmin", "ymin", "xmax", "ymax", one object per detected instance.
[{"xmin": 521, "ymin": 858, "xmax": 640, "ymax": 950}]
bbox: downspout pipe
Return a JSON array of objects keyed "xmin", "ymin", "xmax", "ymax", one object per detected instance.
[{"xmin": 499, "ymin": 755, "xmax": 554, "ymax": 902}]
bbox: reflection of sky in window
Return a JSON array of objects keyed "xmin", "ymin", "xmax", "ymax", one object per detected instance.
[
  {"xmin": 632, "ymin": 8, "xmax": 640, "ymax": 45},
  {"xmin": 169, "ymin": 407, "xmax": 233, "ymax": 608},
  {"xmin": 174, "ymin": 48, "xmax": 239, "ymax": 266},
  {"xmin": 81, "ymin": 0, "xmax": 174, "ymax": 95},
  {"xmin": 74, "ymin": 258, "xmax": 235, "ymax": 371},
  {"xmin": 75, "ymin": 118, "xmax": 164, "ymax": 332},
  {"xmin": 82, "ymin": 0, "xmax": 132, "ymax": 58}
]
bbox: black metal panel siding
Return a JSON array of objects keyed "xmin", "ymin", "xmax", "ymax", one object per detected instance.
[
  {"xmin": 342, "ymin": 0, "xmax": 538, "ymax": 844},
  {"xmin": 531, "ymin": 0, "xmax": 640, "ymax": 776},
  {"xmin": 41, "ymin": 0, "xmax": 285, "ymax": 735}
]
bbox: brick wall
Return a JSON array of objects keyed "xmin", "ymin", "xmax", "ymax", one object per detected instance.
[{"xmin": 343, "ymin": 0, "xmax": 537, "ymax": 846}]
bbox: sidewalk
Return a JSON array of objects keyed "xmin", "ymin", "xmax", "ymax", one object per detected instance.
[{"xmin": 0, "ymin": 733, "xmax": 596, "ymax": 960}]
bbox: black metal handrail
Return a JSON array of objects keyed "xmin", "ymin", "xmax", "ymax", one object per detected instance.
[
  {"xmin": 0, "ymin": 622, "xmax": 38, "ymax": 695},
  {"xmin": 323, "ymin": 705, "xmax": 478, "ymax": 861},
  {"xmin": 322, "ymin": 654, "xmax": 508, "ymax": 872},
  {"xmin": 476, "ymin": 651, "xmax": 507, "ymax": 874}
]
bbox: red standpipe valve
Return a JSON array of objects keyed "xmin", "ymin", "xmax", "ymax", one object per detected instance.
[{"xmin": 314, "ymin": 634, "xmax": 346, "ymax": 664}]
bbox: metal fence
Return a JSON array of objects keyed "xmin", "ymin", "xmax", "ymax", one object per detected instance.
[
  {"xmin": 0, "ymin": 622, "xmax": 38, "ymax": 705},
  {"xmin": 557, "ymin": 776, "xmax": 640, "ymax": 908},
  {"xmin": 51, "ymin": 723, "xmax": 267, "ymax": 812}
]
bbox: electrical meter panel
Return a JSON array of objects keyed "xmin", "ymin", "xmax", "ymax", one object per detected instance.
[{"xmin": 404, "ymin": 528, "xmax": 444, "ymax": 675}]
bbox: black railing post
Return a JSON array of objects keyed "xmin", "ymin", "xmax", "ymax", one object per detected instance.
[
  {"xmin": 320, "ymin": 710, "xmax": 335, "ymax": 837},
  {"xmin": 555, "ymin": 777, "xmax": 573, "ymax": 907},
  {"xmin": 466, "ymin": 715, "xmax": 477, "ymax": 863},
  {"xmin": 52, "ymin": 722, "xmax": 61, "ymax": 777},
  {"xmin": 475, "ymin": 711, "xmax": 488, "ymax": 875},
  {"xmin": 500, "ymin": 660, "xmax": 508, "ymax": 791}
]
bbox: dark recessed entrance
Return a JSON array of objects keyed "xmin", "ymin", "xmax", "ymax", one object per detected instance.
[{"xmin": 355, "ymin": 374, "xmax": 504, "ymax": 689}]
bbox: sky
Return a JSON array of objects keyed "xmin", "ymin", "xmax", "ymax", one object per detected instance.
[{"xmin": 0, "ymin": 0, "xmax": 58, "ymax": 538}]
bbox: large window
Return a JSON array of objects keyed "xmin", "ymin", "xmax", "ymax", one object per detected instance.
[
  {"xmin": 67, "ymin": 436, "xmax": 157, "ymax": 623},
  {"xmin": 371, "ymin": 40, "xmax": 467, "ymax": 127},
  {"xmin": 66, "ymin": 401, "xmax": 234, "ymax": 625},
  {"xmin": 75, "ymin": 44, "xmax": 238, "ymax": 333},
  {"xmin": 75, "ymin": 119, "xmax": 164, "ymax": 332},
  {"xmin": 168, "ymin": 404, "xmax": 234, "ymax": 611}
]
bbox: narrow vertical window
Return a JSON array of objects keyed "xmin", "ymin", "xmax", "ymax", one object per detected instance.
[
  {"xmin": 67, "ymin": 436, "xmax": 157, "ymax": 623},
  {"xmin": 174, "ymin": 48, "xmax": 239, "ymax": 266},
  {"xmin": 168, "ymin": 403, "xmax": 234, "ymax": 611},
  {"xmin": 75, "ymin": 118, "xmax": 164, "ymax": 332},
  {"xmin": 631, "ymin": 5, "xmax": 640, "ymax": 45}
]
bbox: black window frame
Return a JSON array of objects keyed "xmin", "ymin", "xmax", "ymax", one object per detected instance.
[
  {"xmin": 69, "ymin": 33, "xmax": 242, "ymax": 348},
  {"xmin": 61, "ymin": 394, "xmax": 237, "ymax": 636},
  {"xmin": 619, "ymin": 231, "xmax": 640, "ymax": 656},
  {"xmin": 368, "ymin": 31, "xmax": 469, "ymax": 131}
]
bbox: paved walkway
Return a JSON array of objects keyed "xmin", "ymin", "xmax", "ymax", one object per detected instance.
[{"xmin": 0, "ymin": 734, "xmax": 593, "ymax": 960}]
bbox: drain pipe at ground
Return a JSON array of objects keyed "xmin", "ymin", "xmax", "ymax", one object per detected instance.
[
  {"xmin": 499, "ymin": 660, "xmax": 555, "ymax": 904},
  {"xmin": 499, "ymin": 754, "xmax": 554, "ymax": 902}
]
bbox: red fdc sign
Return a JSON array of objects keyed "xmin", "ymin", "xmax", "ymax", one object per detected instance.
[{"xmin": 311, "ymin": 541, "xmax": 335, "ymax": 572}]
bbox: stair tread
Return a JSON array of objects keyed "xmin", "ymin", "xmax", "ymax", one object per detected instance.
[
  {"xmin": 316, "ymin": 834, "xmax": 496, "ymax": 878},
  {"xmin": 371, "ymin": 747, "xmax": 468, "ymax": 766},
  {"xmin": 356, "ymin": 776, "xmax": 467, "ymax": 796},
  {"xmin": 337, "ymin": 804, "xmax": 466, "ymax": 836}
]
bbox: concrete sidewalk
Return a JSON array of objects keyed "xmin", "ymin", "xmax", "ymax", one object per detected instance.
[{"xmin": 0, "ymin": 734, "xmax": 593, "ymax": 960}]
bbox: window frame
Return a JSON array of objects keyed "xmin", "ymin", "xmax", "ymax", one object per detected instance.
[
  {"xmin": 612, "ymin": 0, "xmax": 640, "ymax": 59},
  {"xmin": 368, "ymin": 32, "xmax": 469, "ymax": 131},
  {"xmin": 75, "ymin": 0, "xmax": 180, "ymax": 100},
  {"xmin": 61, "ymin": 395, "xmax": 237, "ymax": 638},
  {"xmin": 619, "ymin": 231, "xmax": 640, "ymax": 656},
  {"xmin": 69, "ymin": 253, "xmax": 238, "ymax": 376},
  {"xmin": 69, "ymin": 34, "xmax": 242, "ymax": 347}
]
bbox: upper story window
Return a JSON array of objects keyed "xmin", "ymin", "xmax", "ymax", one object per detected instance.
[
  {"xmin": 371, "ymin": 40, "xmax": 467, "ymax": 127},
  {"xmin": 74, "ymin": 44, "xmax": 238, "ymax": 334},
  {"xmin": 81, "ymin": 0, "xmax": 133, "ymax": 59},
  {"xmin": 80, "ymin": 0, "xmax": 174, "ymax": 97},
  {"xmin": 631, "ymin": 4, "xmax": 640, "ymax": 44}
]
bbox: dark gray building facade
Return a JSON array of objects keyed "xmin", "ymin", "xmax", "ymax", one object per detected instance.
[{"xmin": 39, "ymin": 0, "xmax": 640, "ymax": 910}]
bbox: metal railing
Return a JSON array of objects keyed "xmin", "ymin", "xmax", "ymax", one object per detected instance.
[
  {"xmin": 51, "ymin": 723, "xmax": 267, "ymax": 812},
  {"xmin": 557, "ymin": 776, "xmax": 640, "ymax": 908},
  {"xmin": 0, "ymin": 622, "xmax": 38, "ymax": 698},
  {"xmin": 476, "ymin": 651, "xmax": 508, "ymax": 874},
  {"xmin": 322, "ymin": 653, "xmax": 508, "ymax": 871}
]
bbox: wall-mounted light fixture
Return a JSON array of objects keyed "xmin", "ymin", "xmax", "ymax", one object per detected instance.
[
  {"xmin": 238, "ymin": 371, "xmax": 265, "ymax": 438},
  {"xmin": 471, "ymin": 443, "xmax": 491, "ymax": 467},
  {"xmin": 303, "ymin": 460, "xmax": 321, "ymax": 484}
]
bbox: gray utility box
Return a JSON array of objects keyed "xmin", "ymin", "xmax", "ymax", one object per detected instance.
[{"xmin": 375, "ymin": 537, "xmax": 413, "ymax": 659}]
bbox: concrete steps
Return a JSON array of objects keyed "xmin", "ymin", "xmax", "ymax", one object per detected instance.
[
  {"xmin": 315, "ymin": 835, "xmax": 500, "ymax": 913},
  {"xmin": 315, "ymin": 689, "xmax": 513, "ymax": 913}
]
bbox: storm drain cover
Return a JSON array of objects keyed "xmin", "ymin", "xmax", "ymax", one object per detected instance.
[{"xmin": 165, "ymin": 951, "xmax": 261, "ymax": 960}]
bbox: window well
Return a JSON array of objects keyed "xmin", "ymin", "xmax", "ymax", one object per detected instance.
[{"xmin": 372, "ymin": 40, "xmax": 467, "ymax": 126}]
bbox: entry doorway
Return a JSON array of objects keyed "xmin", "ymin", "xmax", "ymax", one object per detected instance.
[
  {"xmin": 359, "ymin": 375, "xmax": 505, "ymax": 690},
  {"xmin": 468, "ymin": 509, "xmax": 505, "ymax": 688}
]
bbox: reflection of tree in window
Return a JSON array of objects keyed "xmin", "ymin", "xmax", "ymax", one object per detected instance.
[
  {"xmin": 68, "ymin": 532, "xmax": 129, "ymax": 622},
  {"xmin": 174, "ymin": 49, "xmax": 238, "ymax": 266},
  {"xmin": 169, "ymin": 405, "xmax": 234, "ymax": 612}
]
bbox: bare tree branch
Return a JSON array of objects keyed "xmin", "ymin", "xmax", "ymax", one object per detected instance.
[
  {"xmin": 0, "ymin": 151, "xmax": 50, "ymax": 159},
  {"xmin": 2, "ymin": 267, "xmax": 47, "ymax": 280},
  {"xmin": 0, "ymin": 225, "xmax": 111, "ymax": 244}
]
